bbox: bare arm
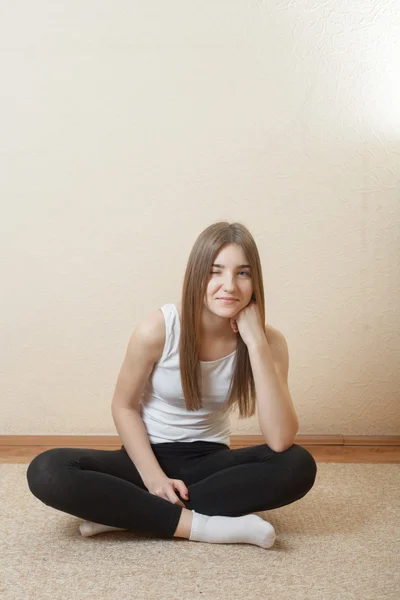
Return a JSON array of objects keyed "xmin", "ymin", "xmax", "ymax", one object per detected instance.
[
  {"xmin": 248, "ymin": 335, "xmax": 299, "ymax": 452},
  {"xmin": 111, "ymin": 309, "xmax": 167, "ymax": 488},
  {"xmin": 112, "ymin": 406, "xmax": 166, "ymax": 487}
]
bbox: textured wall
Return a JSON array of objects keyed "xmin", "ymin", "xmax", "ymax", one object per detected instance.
[{"xmin": 1, "ymin": 1, "xmax": 399, "ymax": 436}]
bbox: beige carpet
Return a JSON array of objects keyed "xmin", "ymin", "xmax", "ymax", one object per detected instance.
[{"xmin": 1, "ymin": 462, "xmax": 399, "ymax": 600}]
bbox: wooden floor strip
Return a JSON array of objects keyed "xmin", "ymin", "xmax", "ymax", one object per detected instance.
[{"xmin": 1, "ymin": 443, "xmax": 399, "ymax": 463}]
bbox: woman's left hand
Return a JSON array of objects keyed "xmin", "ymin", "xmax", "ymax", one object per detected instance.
[{"xmin": 230, "ymin": 300, "xmax": 267, "ymax": 347}]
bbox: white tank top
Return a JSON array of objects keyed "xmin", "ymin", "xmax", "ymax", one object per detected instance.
[{"xmin": 139, "ymin": 303, "xmax": 237, "ymax": 444}]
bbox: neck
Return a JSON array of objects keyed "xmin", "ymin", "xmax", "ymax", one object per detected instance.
[
  {"xmin": 200, "ymin": 302, "xmax": 237, "ymax": 340},
  {"xmin": 176, "ymin": 301, "xmax": 236, "ymax": 340}
]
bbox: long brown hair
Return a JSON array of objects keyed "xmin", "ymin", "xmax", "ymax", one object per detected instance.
[{"xmin": 179, "ymin": 221, "xmax": 266, "ymax": 418}]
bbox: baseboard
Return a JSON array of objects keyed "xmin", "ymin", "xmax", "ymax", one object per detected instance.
[{"xmin": 1, "ymin": 434, "xmax": 399, "ymax": 448}]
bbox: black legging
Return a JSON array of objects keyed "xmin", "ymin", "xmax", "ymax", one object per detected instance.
[{"xmin": 26, "ymin": 441, "xmax": 317, "ymax": 538}]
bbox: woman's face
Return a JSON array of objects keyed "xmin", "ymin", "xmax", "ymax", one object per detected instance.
[{"xmin": 204, "ymin": 243, "xmax": 253, "ymax": 316}]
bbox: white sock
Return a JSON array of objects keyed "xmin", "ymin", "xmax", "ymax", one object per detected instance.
[
  {"xmin": 79, "ymin": 520, "xmax": 127, "ymax": 537},
  {"xmin": 189, "ymin": 511, "xmax": 276, "ymax": 549}
]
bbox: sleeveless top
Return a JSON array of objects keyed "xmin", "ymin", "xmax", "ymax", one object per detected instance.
[{"xmin": 139, "ymin": 303, "xmax": 237, "ymax": 445}]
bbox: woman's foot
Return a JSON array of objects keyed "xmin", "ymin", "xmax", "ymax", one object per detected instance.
[{"xmin": 79, "ymin": 520, "xmax": 127, "ymax": 537}]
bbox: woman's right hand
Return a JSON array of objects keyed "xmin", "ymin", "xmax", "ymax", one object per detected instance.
[{"xmin": 147, "ymin": 477, "xmax": 190, "ymax": 508}]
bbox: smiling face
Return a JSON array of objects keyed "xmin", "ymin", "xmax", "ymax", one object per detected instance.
[{"xmin": 204, "ymin": 243, "xmax": 253, "ymax": 317}]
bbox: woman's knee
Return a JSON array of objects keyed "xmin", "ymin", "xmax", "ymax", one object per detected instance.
[
  {"xmin": 280, "ymin": 443, "xmax": 317, "ymax": 491},
  {"xmin": 26, "ymin": 448, "xmax": 64, "ymax": 503}
]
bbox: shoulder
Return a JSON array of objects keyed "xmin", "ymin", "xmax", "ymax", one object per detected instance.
[
  {"xmin": 133, "ymin": 308, "xmax": 166, "ymax": 363},
  {"xmin": 264, "ymin": 323, "xmax": 286, "ymax": 345},
  {"xmin": 264, "ymin": 323, "xmax": 290, "ymax": 381}
]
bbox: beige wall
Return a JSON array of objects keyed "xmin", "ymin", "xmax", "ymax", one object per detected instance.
[{"xmin": 1, "ymin": 2, "xmax": 399, "ymax": 437}]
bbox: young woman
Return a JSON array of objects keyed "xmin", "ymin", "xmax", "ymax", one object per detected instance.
[{"xmin": 26, "ymin": 221, "xmax": 317, "ymax": 550}]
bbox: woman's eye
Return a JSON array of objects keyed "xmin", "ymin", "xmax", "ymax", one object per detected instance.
[{"xmin": 209, "ymin": 271, "xmax": 251, "ymax": 276}]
